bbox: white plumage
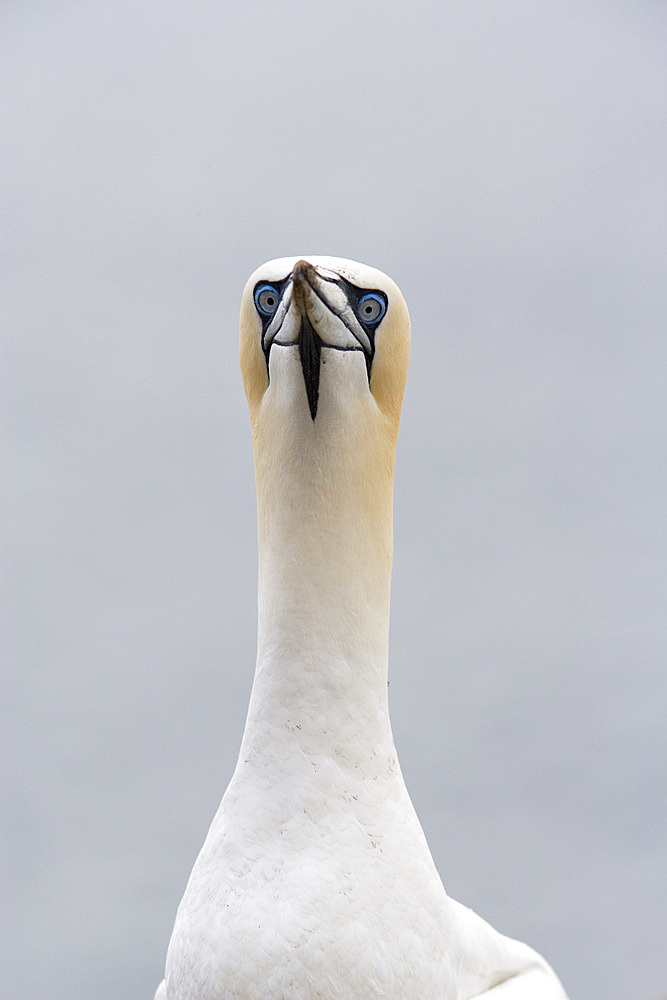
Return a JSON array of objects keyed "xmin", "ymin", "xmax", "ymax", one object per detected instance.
[{"xmin": 155, "ymin": 257, "xmax": 568, "ymax": 1000}]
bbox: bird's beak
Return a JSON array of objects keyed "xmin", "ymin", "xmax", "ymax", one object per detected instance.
[
  {"xmin": 261, "ymin": 258, "xmax": 375, "ymax": 422},
  {"xmin": 292, "ymin": 261, "xmax": 322, "ymax": 421}
]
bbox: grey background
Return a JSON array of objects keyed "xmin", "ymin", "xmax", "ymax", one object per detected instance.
[{"xmin": 3, "ymin": 1, "xmax": 666, "ymax": 998}]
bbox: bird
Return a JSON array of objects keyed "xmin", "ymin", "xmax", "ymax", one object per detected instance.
[{"xmin": 154, "ymin": 256, "xmax": 568, "ymax": 1000}]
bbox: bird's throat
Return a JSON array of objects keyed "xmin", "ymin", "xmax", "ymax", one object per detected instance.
[
  {"xmin": 298, "ymin": 313, "xmax": 321, "ymax": 421},
  {"xmin": 247, "ymin": 403, "xmax": 397, "ymax": 751}
]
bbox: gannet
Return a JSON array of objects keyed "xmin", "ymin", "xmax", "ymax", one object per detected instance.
[{"xmin": 155, "ymin": 257, "xmax": 568, "ymax": 1000}]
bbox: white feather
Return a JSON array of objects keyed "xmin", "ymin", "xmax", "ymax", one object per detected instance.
[{"xmin": 155, "ymin": 258, "xmax": 568, "ymax": 1000}]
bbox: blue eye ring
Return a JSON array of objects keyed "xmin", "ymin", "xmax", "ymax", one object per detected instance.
[
  {"xmin": 357, "ymin": 291, "xmax": 387, "ymax": 325},
  {"xmin": 254, "ymin": 283, "xmax": 281, "ymax": 317}
]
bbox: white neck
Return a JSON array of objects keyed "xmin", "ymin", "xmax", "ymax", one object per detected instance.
[{"xmin": 241, "ymin": 347, "xmax": 397, "ymax": 760}]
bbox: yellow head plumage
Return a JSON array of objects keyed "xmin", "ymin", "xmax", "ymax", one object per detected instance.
[{"xmin": 239, "ymin": 256, "xmax": 410, "ymax": 438}]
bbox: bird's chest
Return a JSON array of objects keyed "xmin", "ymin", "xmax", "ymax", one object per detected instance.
[{"xmin": 165, "ymin": 770, "xmax": 455, "ymax": 1000}]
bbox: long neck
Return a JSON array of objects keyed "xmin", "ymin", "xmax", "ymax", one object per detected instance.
[{"xmin": 241, "ymin": 387, "xmax": 398, "ymax": 759}]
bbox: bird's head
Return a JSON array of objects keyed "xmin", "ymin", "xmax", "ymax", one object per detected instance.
[{"xmin": 239, "ymin": 256, "xmax": 410, "ymax": 441}]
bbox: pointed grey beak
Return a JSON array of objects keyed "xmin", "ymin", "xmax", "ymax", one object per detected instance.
[
  {"xmin": 260, "ymin": 258, "xmax": 378, "ymax": 422},
  {"xmin": 293, "ymin": 260, "xmax": 322, "ymax": 421}
]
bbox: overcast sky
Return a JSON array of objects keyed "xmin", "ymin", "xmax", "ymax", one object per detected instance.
[{"xmin": 3, "ymin": 2, "xmax": 666, "ymax": 999}]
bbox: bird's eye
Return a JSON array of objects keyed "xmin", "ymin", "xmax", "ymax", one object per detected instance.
[
  {"xmin": 357, "ymin": 292, "xmax": 387, "ymax": 325},
  {"xmin": 254, "ymin": 283, "xmax": 280, "ymax": 317}
]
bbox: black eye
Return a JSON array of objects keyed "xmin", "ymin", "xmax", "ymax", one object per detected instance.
[
  {"xmin": 357, "ymin": 292, "xmax": 387, "ymax": 325},
  {"xmin": 254, "ymin": 283, "xmax": 280, "ymax": 317}
]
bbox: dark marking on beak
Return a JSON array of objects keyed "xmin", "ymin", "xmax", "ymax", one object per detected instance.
[{"xmin": 299, "ymin": 312, "xmax": 321, "ymax": 421}]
